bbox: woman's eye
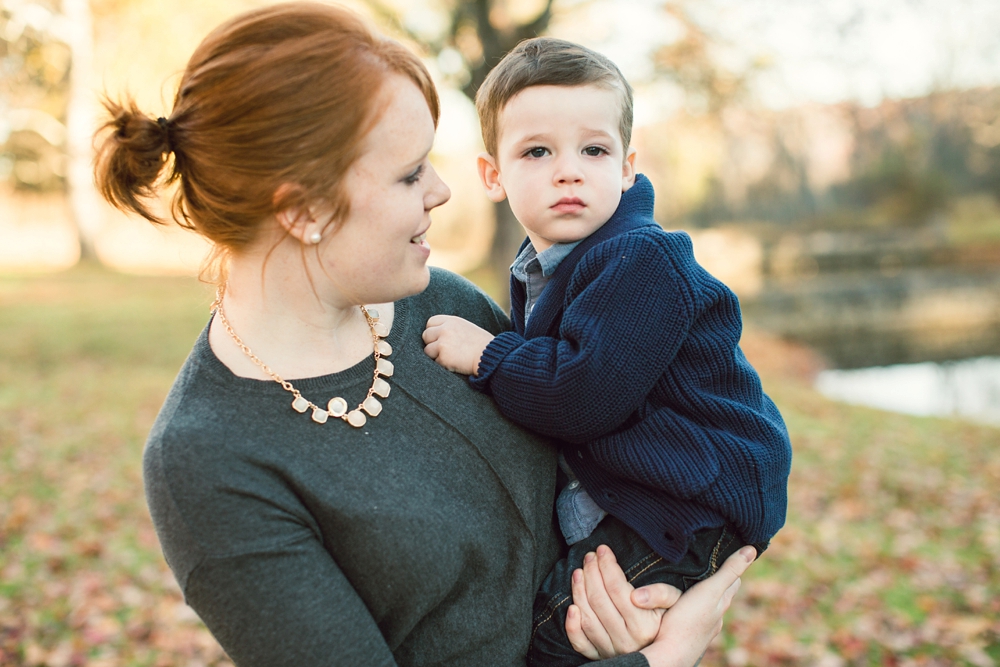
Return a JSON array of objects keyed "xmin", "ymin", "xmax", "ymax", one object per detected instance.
[
  {"xmin": 526, "ymin": 147, "xmax": 548, "ymax": 158},
  {"xmin": 404, "ymin": 164, "xmax": 425, "ymax": 185},
  {"xmin": 583, "ymin": 146, "xmax": 607, "ymax": 157}
]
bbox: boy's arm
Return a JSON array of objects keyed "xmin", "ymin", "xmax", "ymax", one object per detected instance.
[{"xmin": 470, "ymin": 235, "xmax": 700, "ymax": 444}]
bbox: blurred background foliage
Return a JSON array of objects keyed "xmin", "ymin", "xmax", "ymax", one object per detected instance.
[{"xmin": 1, "ymin": 0, "xmax": 1000, "ymax": 665}]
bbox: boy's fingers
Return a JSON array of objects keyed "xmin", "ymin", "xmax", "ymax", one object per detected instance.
[
  {"xmin": 425, "ymin": 315, "xmax": 448, "ymax": 328},
  {"xmin": 631, "ymin": 582, "xmax": 682, "ymax": 610},
  {"xmin": 423, "ymin": 341, "xmax": 439, "ymax": 360},
  {"xmin": 565, "ymin": 604, "xmax": 600, "ymax": 660}
]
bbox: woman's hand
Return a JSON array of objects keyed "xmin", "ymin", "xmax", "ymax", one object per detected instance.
[
  {"xmin": 564, "ymin": 545, "xmax": 676, "ymax": 659},
  {"xmin": 565, "ymin": 545, "xmax": 756, "ymax": 665},
  {"xmin": 639, "ymin": 546, "xmax": 756, "ymax": 667},
  {"xmin": 423, "ymin": 315, "xmax": 494, "ymax": 376}
]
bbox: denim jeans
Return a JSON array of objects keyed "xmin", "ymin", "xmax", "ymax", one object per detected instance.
[{"xmin": 526, "ymin": 515, "xmax": 743, "ymax": 667}]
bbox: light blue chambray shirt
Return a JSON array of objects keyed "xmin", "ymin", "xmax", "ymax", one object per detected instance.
[{"xmin": 510, "ymin": 240, "xmax": 608, "ymax": 545}]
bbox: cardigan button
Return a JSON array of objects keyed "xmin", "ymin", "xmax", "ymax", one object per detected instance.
[{"xmin": 604, "ymin": 491, "xmax": 619, "ymax": 504}]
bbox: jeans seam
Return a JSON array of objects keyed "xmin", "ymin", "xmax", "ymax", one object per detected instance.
[
  {"xmin": 626, "ymin": 555, "xmax": 664, "ymax": 583},
  {"xmin": 709, "ymin": 528, "xmax": 735, "ymax": 576},
  {"xmin": 529, "ymin": 593, "xmax": 572, "ymax": 658},
  {"xmin": 623, "ymin": 551, "xmax": 659, "ymax": 577}
]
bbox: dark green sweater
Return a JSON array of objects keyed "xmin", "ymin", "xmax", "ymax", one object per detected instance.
[{"xmin": 144, "ymin": 268, "xmax": 649, "ymax": 667}]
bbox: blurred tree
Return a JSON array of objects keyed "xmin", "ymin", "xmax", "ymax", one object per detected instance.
[
  {"xmin": 0, "ymin": 0, "xmax": 100, "ymax": 261},
  {"xmin": 0, "ymin": 0, "xmax": 70, "ymax": 191},
  {"xmin": 652, "ymin": 3, "xmax": 764, "ymax": 117}
]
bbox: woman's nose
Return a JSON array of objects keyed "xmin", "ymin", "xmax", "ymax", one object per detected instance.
[{"xmin": 426, "ymin": 165, "xmax": 451, "ymax": 209}]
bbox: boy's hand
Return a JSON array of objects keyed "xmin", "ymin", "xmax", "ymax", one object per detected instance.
[{"xmin": 422, "ymin": 315, "xmax": 495, "ymax": 376}]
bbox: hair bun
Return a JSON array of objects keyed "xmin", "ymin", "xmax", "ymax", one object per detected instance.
[{"xmin": 94, "ymin": 99, "xmax": 175, "ymax": 224}]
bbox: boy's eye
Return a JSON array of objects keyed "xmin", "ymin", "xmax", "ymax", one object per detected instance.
[
  {"xmin": 526, "ymin": 147, "xmax": 548, "ymax": 158},
  {"xmin": 403, "ymin": 164, "xmax": 425, "ymax": 185},
  {"xmin": 583, "ymin": 146, "xmax": 608, "ymax": 157}
]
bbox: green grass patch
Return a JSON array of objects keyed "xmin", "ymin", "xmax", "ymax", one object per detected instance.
[{"xmin": 1, "ymin": 265, "xmax": 998, "ymax": 666}]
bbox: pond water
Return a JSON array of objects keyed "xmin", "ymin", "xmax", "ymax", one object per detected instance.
[{"xmin": 815, "ymin": 356, "xmax": 1000, "ymax": 426}]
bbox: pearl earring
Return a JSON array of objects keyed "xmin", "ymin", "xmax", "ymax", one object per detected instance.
[{"xmin": 309, "ymin": 231, "xmax": 322, "ymax": 245}]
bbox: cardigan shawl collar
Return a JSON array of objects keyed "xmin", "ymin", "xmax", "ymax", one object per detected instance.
[{"xmin": 510, "ymin": 174, "xmax": 661, "ymax": 338}]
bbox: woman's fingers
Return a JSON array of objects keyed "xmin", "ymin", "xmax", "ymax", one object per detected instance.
[
  {"xmin": 637, "ymin": 547, "xmax": 756, "ymax": 667},
  {"xmin": 565, "ymin": 604, "xmax": 601, "ymax": 660},
  {"xmin": 581, "ymin": 550, "xmax": 633, "ymax": 655},
  {"xmin": 571, "ymin": 564, "xmax": 615, "ymax": 657},
  {"xmin": 720, "ymin": 574, "xmax": 742, "ymax": 611},
  {"xmin": 630, "ymin": 582, "xmax": 682, "ymax": 610},
  {"xmin": 594, "ymin": 545, "xmax": 634, "ymax": 616},
  {"xmin": 708, "ymin": 546, "xmax": 755, "ymax": 598}
]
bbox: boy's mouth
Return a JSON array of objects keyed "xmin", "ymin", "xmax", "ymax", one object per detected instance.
[
  {"xmin": 410, "ymin": 231, "xmax": 428, "ymax": 244},
  {"xmin": 551, "ymin": 197, "xmax": 585, "ymax": 213}
]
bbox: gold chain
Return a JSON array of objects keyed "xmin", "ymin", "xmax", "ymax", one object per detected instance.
[{"xmin": 210, "ymin": 286, "xmax": 392, "ymax": 428}]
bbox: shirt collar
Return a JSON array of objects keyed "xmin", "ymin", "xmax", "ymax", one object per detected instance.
[{"xmin": 510, "ymin": 239, "xmax": 583, "ymax": 281}]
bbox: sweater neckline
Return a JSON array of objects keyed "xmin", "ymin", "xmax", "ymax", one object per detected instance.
[{"xmin": 194, "ymin": 298, "xmax": 410, "ymax": 395}]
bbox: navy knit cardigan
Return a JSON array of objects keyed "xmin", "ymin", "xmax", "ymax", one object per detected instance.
[{"xmin": 470, "ymin": 174, "xmax": 792, "ymax": 562}]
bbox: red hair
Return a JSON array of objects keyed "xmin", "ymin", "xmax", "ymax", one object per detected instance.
[{"xmin": 94, "ymin": 2, "xmax": 439, "ymax": 277}]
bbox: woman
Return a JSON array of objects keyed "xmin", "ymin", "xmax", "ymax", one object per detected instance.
[{"xmin": 94, "ymin": 4, "xmax": 753, "ymax": 666}]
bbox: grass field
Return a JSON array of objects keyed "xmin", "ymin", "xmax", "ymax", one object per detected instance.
[{"xmin": 1, "ymin": 265, "xmax": 998, "ymax": 666}]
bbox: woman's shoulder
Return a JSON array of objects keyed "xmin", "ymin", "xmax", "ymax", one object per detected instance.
[{"xmin": 408, "ymin": 267, "xmax": 511, "ymax": 335}]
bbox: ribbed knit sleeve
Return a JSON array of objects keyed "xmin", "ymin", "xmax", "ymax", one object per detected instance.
[{"xmin": 471, "ymin": 231, "xmax": 698, "ymax": 444}]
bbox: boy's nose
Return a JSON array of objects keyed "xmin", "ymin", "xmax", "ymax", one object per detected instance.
[{"xmin": 553, "ymin": 157, "xmax": 584, "ymax": 185}]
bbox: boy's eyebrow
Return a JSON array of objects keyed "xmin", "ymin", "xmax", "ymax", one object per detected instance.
[
  {"xmin": 509, "ymin": 129, "xmax": 617, "ymax": 146},
  {"xmin": 509, "ymin": 133, "xmax": 552, "ymax": 145}
]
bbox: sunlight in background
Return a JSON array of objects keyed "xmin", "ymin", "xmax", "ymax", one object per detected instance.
[{"xmin": 2, "ymin": 0, "xmax": 1000, "ymax": 275}]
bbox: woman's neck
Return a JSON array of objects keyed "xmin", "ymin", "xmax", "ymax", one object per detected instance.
[{"xmin": 208, "ymin": 243, "xmax": 394, "ymax": 381}]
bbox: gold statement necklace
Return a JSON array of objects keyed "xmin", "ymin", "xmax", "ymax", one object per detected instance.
[{"xmin": 211, "ymin": 287, "xmax": 393, "ymax": 428}]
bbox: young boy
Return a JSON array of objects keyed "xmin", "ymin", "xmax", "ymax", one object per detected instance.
[{"xmin": 422, "ymin": 37, "xmax": 791, "ymax": 665}]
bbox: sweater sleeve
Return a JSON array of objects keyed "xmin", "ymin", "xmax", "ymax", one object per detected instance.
[
  {"xmin": 145, "ymin": 435, "xmax": 400, "ymax": 667},
  {"xmin": 183, "ymin": 541, "xmax": 400, "ymax": 667},
  {"xmin": 471, "ymin": 234, "xmax": 697, "ymax": 444}
]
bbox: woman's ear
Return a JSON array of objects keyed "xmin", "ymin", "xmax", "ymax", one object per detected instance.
[
  {"xmin": 477, "ymin": 153, "xmax": 507, "ymax": 203},
  {"xmin": 274, "ymin": 183, "xmax": 325, "ymax": 245}
]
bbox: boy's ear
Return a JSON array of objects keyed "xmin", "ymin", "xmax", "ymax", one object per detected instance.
[
  {"xmin": 274, "ymin": 183, "xmax": 326, "ymax": 245},
  {"xmin": 621, "ymin": 147, "xmax": 637, "ymax": 192},
  {"xmin": 477, "ymin": 153, "xmax": 508, "ymax": 203}
]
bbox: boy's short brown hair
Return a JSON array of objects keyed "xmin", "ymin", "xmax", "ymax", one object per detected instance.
[{"xmin": 475, "ymin": 37, "xmax": 634, "ymax": 158}]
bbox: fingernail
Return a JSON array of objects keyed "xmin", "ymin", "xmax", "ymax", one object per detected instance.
[
  {"xmin": 633, "ymin": 589, "xmax": 650, "ymax": 604},
  {"xmin": 584, "ymin": 552, "xmax": 595, "ymax": 564},
  {"xmin": 739, "ymin": 546, "xmax": 755, "ymax": 562},
  {"xmin": 596, "ymin": 545, "xmax": 608, "ymax": 557},
  {"xmin": 573, "ymin": 569, "xmax": 582, "ymax": 583}
]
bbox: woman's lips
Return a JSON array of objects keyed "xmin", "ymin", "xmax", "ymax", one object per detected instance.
[
  {"xmin": 551, "ymin": 198, "xmax": 585, "ymax": 214},
  {"xmin": 410, "ymin": 230, "xmax": 430, "ymax": 256}
]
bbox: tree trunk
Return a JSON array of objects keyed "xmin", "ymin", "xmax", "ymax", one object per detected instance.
[
  {"xmin": 487, "ymin": 198, "xmax": 525, "ymax": 312},
  {"xmin": 62, "ymin": 0, "xmax": 103, "ymax": 264}
]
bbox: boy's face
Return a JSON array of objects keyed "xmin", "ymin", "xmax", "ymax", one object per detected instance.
[{"xmin": 478, "ymin": 84, "xmax": 636, "ymax": 253}]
